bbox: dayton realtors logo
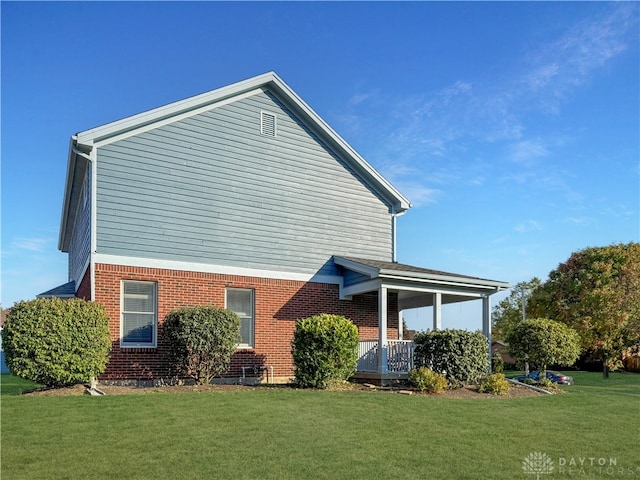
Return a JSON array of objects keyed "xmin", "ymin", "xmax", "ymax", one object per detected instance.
[
  {"xmin": 522, "ymin": 452, "xmax": 639, "ymax": 477},
  {"xmin": 523, "ymin": 452, "xmax": 555, "ymax": 479}
]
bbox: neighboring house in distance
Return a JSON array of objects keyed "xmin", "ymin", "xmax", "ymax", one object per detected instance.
[
  {"xmin": 492, "ymin": 340, "xmax": 516, "ymax": 368},
  {"xmin": 41, "ymin": 72, "xmax": 509, "ymax": 384}
]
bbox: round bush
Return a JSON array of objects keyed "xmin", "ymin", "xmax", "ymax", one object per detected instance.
[
  {"xmin": 413, "ymin": 329, "xmax": 489, "ymax": 388},
  {"xmin": 409, "ymin": 367, "xmax": 448, "ymax": 393},
  {"xmin": 2, "ymin": 298, "xmax": 111, "ymax": 387},
  {"xmin": 291, "ymin": 314, "xmax": 359, "ymax": 389},
  {"xmin": 478, "ymin": 373, "xmax": 511, "ymax": 395},
  {"xmin": 162, "ymin": 306, "xmax": 240, "ymax": 384}
]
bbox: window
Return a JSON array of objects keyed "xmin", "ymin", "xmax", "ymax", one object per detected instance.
[
  {"xmin": 226, "ymin": 288, "xmax": 254, "ymax": 348},
  {"xmin": 260, "ymin": 111, "xmax": 277, "ymax": 137},
  {"xmin": 121, "ymin": 281, "xmax": 157, "ymax": 348}
]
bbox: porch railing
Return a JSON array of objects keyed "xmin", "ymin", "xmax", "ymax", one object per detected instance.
[{"xmin": 357, "ymin": 340, "xmax": 415, "ymax": 374}]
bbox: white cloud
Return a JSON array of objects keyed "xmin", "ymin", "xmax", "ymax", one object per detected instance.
[
  {"xmin": 11, "ymin": 237, "xmax": 53, "ymax": 253},
  {"xmin": 565, "ymin": 216, "xmax": 597, "ymax": 226},
  {"xmin": 514, "ymin": 220, "xmax": 542, "ymax": 233}
]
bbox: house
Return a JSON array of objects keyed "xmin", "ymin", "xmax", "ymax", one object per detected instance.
[
  {"xmin": 491, "ymin": 340, "xmax": 516, "ymax": 368},
  {"xmin": 42, "ymin": 72, "xmax": 509, "ymax": 384}
]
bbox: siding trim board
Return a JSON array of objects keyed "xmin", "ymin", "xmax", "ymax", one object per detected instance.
[{"xmin": 93, "ymin": 253, "xmax": 345, "ymax": 287}]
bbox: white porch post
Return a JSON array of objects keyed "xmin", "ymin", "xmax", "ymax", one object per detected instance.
[
  {"xmin": 378, "ymin": 285, "xmax": 388, "ymax": 374},
  {"xmin": 433, "ymin": 292, "xmax": 442, "ymax": 330},
  {"xmin": 482, "ymin": 295, "xmax": 492, "ymax": 373}
]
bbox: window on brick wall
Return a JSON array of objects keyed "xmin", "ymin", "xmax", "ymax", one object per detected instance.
[
  {"xmin": 226, "ymin": 288, "xmax": 254, "ymax": 348},
  {"xmin": 121, "ymin": 280, "xmax": 157, "ymax": 348}
]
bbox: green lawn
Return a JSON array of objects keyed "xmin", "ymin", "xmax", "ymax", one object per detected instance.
[{"xmin": 2, "ymin": 372, "xmax": 639, "ymax": 479}]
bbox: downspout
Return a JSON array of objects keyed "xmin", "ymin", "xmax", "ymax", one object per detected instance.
[{"xmin": 391, "ymin": 208, "xmax": 407, "ymax": 263}]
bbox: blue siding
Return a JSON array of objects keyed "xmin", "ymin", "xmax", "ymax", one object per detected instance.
[
  {"xmin": 343, "ymin": 269, "xmax": 371, "ymax": 287},
  {"xmin": 68, "ymin": 167, "xmax": 91, "ymax": 285},
  {"xmin": 96, "ymin": 89, "xmax": 393, "ymax": 276}
]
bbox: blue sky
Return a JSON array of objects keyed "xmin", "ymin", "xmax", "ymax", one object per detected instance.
[{"xmin": 2, "ymin": 2, "xmax": 638, "ymax": 332}]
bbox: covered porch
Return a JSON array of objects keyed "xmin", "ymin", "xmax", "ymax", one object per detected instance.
[{"xmin": 333, "ymin": 256, "xmax": 510, "ymax": 384}]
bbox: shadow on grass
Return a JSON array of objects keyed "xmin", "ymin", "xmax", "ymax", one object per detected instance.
[{"xmin": 1, "ymin": 374, "xmax": 42, "ymax": 396}]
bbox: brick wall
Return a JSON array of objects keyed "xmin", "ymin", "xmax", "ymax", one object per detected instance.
[
  {"xmin": 93, "ymin": 263, "xmax": 399, "ymax": 382},
  {"xmin": 76, "ymin": 267, "xmax": 92, "ymax": 300}
]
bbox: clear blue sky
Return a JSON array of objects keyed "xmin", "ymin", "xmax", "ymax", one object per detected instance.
[{"xmin": 2, "ymin": 2, "xmax": 638, "ymax": 332}]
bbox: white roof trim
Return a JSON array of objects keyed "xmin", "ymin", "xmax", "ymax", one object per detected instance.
[{"xmin": 72, "ymin": 71, "xmax": 411, "ymax": 212}]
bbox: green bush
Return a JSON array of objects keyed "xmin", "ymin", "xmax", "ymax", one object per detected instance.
[
  {"xmin": 413, "ymin": 329, "xmax": 489, "ymax": 388},
  {"xmin": 1, "ymin": 298, "xmax": 111, "ymax": 387},
  {"xmin": 291, "ymin": 314, "xmax": 359, "ymax": 389},
  {"xmin": 409, "ymin": 367, "xmax": 448, "ymax": 393},
  {"xmin": 492, "ymin": 354, "xmax": 504, "ymax": 373},
  {"xmin": 478, "ymin": 373, "xmax": 511, "ymax": 395},
  {"xmin": 162, "ymin": 306, "xmax": 241, "ymax": 385}
]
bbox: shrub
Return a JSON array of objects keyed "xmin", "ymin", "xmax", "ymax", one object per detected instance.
[
  {"xmin": 477, "ymin": 373, "xmax": 511, "ymax": 395},
  {"xmin": 162, "ymin": 306, "xmax": 241, "ymax": 385},
  {"xmin": 413, "ymin": 329, "xmax": 489, "ymax": 388},
  {"xmin": 1, "ymin": 298, "xmax": 111, "ymax": 387},
  {"xmin": 409, "ymin": 367, "xmax": 448, "ymax": 393},
  {"xmin": 291, "ymin": 314, "xmax": 359, "ymax": 389},
  {"xmin": 492, "ymin": 354, "xmax": 504, "ymax": 373},
  {"xmin": 506, "ymin": 318, "xmax": 581, "ymax": 377}
]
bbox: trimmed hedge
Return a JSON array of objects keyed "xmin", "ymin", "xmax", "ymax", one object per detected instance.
[
  {"xmin": 291, "ymin": 314, "xmax": 359, "ymax": 389},
  {"xmin": 162, "ymin": 306, "xmax": 241, "ymax": 385},
  {"xmin": 2, "ymin": 298, "xmax": 111, "ymax": 387},
  {"xmin": 413, "ymin": 329, "xmax": 489, "ymax": 388}
]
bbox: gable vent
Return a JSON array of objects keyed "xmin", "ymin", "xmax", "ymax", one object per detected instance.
[{"xmin": 261, "ymin": 111, "xmax": 277, "ymax": 137}]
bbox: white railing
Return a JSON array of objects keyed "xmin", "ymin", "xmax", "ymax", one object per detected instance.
[
  {"xmin": 357, "ymin": 340, "xmax": 379, "ymax": 372},
  {"xmin": 357, "ymin": 340, "xmax": 414, "ymax": 373}
]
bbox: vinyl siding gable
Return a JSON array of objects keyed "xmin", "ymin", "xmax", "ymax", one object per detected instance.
[
  {"xmin": 95, "ymin": 89, "xmax": 392, "ymax": 276},
  {"xmin": 68, "ymin": 167, "xmax": 91, "ymax": 286}
]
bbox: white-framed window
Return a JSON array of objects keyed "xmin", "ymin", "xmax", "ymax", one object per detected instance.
[
  {"xmin": 226, "ymin": 288, "xmax": 254, "ymax": 348},
  {"xmin": 260, "ymin": 111, "xmax": 277, "ymax": 137},
  {"xmin": 121, "ymin": 280, "xmax": 157, "ymax": 348}
]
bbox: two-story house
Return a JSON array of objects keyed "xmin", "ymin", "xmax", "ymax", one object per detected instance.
[{"xmin": 40, "ymin": 72, "xmax": 509, "ymax": 384}]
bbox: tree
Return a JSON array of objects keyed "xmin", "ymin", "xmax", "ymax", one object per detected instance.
[
  {"xmin": 1, "ymin": 298, "xmax": 111, "ymax": 387},
  {"xmin": 492, "ymin": 278, "xmax": 542, "ymax": 341},
  {"xmin": 506, "ymin": 318, "xmax": 580, "ymax": 377},
  {"xmin": 162, "ymin": 306, "xmax": 241, "ymax": 385},
  {"xmin": 529, "ymin": 243, "xmax": 640, "ymax": 375}
]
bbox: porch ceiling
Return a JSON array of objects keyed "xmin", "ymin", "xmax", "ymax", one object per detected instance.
[{"xmin": 333, "ymin": 256, "xmax": 510, "ymax": 306}]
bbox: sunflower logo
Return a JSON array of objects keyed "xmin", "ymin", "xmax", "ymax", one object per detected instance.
[{"xmin": 523, "ymin": 451, "xmax": 554, "ymax": 479}]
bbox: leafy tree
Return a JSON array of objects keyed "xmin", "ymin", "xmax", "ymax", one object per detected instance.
[
  {"xmin": 529, "ymin": 243, "xmax": 640, "ymax": 374},
  {"xmin": 492, "ymin": 278, "xmax": 541, "ymax": 341},
  {"xmin": 2, "ymin": 298, "xmax": 111, "ymax": 387},
  {"xmin": 162, "ymin": 306, "xmax": 241, "ymax": 385},
  {"xmin": 506, "ymin": 318, "xmax": 580, "ymax": 377}
]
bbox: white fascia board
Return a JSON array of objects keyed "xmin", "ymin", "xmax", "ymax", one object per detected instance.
[
  {"xmin": 58, "ymin": 138, "xmax": 77, "ymax": 251},
  {"xmin": 71, "ymin": 71, "xmax": 410, "ymax": 212},
  {"xmin": 380, "ymin": 272, "xmax": 507, "ymax": 291},
  {"xmin": 386, "ymin": 280, "xmax": 486, "ymax": 297},
  {"xmin": 58, "ymin": 140, "xmax": 92, "ymax": 252},
  {"xmin": 341, "ymin": 278, "xmax": 382, "ymax": 298},
  {"xmin": 332, "ymin": 256, "xmax": 380, "ymax": 278},
  {"xmin": 75, "ymin": 72, "xmax": 278, "ymax": 148},
  {"xmin": 379, "ymin": 269, "xmax": 510, "ymax": 290},
  {"xmin": 268, "ymin": 74, "xmax": 411, "ymax": 212},
  {"xmin": 92, "ymin": 253, "xmax": 343, "ymax": 285}
]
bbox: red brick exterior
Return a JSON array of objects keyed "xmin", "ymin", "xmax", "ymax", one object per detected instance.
[
  {"xmin": 76, "ymin": 267, "xmax": 92, "ymax": 301},
  {"xmin": 91, "ymin": 263, "xmax": 399, "ymax": 382}
]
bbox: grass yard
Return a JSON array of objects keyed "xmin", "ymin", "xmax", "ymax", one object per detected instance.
[{"xmin": 2, "ymin": 371, "xmax": 639, "ymax": 479}]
